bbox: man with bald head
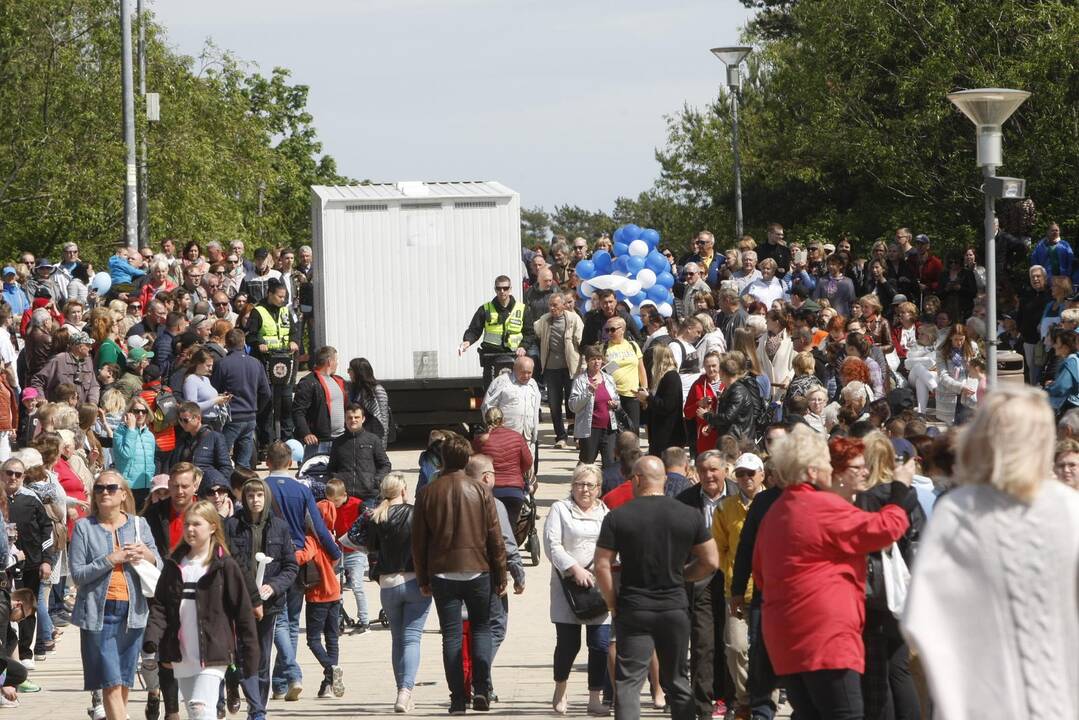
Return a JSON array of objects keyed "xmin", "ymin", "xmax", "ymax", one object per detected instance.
[
  {"xmin": 481, "ymin": 356, "xmax": 541, "ymax": 444},
  {"xmin": 594, "ymin": 456, "xmax": 719, "ymax": 720}
]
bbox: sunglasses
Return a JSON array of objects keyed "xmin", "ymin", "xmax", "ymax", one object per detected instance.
[
  {"xmin": 93, "ymin": 484, "xmax": 121, "ymax": 495},
  {"xmin": 495, "ymin": 286, "xmax": 511, "ymax": 291},
  {"xmin": 132, "ymin": 408, "xmax": 149, "ymax": 415},
  {"xmin": 734, "ymin": 469, "xmax": 756, "ymax": 477},
  {"xmin": 179, "ymin": 416, "xmax": 197, "ymax": 425},
  {"xmin": 214, "ymin": 301, "xmax": 230, "ymax": 307},
  {"xmin": 4, "ymin": 469, "xmax": 23, "ymax": 478},
  {"xmin": 604, "ymin": 325, "xmax": 622, "ymax": 331}
]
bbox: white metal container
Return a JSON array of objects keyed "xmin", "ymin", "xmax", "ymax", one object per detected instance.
[{"xmin": 310, "ymin": 181, "xmax": 522, "ymax": 424}]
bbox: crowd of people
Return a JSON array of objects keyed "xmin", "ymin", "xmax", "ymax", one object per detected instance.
[{"xmin": 0, "ymin": 223, "xmax": 1076, "ymax": 720}]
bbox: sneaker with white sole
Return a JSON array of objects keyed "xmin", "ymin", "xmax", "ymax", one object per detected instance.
[
  {"xmin": 331, "ymin": 666, "xmax": 344, "ymax": 698},
  {"xmin": 0, "ymin": 696, "xmax": 19, "ymax": 709},
  {"xmin": 19, "ymin": 658, "xmax": 35, "ymax": 671}
]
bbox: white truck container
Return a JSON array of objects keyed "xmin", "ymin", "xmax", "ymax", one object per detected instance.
[{"xmin": 310, "ymin": 181, "xmax": 522, "ymax": 427}]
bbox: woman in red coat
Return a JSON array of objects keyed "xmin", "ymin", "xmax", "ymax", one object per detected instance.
[
  {"xmin": 682, "ymin": 350, "xmax": 724, "ymax": 454},
  {"xmin": 472, "ymin": 407, "xmax": 533, "ymax": 523},
  {"xmin": 753, "ymin": 425, "xmax": 910, "ymax": 720}
]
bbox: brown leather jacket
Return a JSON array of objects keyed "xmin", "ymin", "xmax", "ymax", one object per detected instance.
[{"xmin": 411, "ymin": 470, "xmax": 507, "ymax": 590}]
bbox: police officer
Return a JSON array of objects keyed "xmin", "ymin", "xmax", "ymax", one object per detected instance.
[
  {"xmin": 245, "ymin": 278, "xmax": 299, "ymax": 453},
  {"xmin": 459, "ymin": 275, "xmax": 530, "ymax": 388}
]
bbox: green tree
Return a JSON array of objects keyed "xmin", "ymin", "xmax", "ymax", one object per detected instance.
[
  {"xmin": 549, "ymin": 205, "xmax": 614, "ymax": 241},
  {"xmin": 647, "ymin": 0, "xmax": 1079, "ymax": 258},
  {"xmin": 520, "ymin": 206, "xmax": 550, "ymax": 247}
]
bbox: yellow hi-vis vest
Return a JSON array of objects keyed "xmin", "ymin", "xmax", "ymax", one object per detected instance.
[
  {"xmin": 254, "ymin": 304, "xmax": 291, "ymax": 350},
  {"xmin": 482, "ymin": 301, "xmax": 525, "ymax": 350}
]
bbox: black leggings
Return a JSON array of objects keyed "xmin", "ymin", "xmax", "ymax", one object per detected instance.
[{"xmin": 578, "ymin": 428, "xmax": 615, "ymax": 468}]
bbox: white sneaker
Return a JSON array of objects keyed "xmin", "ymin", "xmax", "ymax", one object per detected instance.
[
  {"xmin": 0, "ymin": 697, "xmax": 18, "ymax": 709},
  {"xmin": 20, "ymin": 658, "xmax": 35, "ymax": 671}
]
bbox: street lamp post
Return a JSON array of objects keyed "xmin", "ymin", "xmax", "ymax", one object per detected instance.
[
  {"xmin": 711, "ymin": 46, "xmax": 752, "ymax": 239},
  {"xmin": 947, "ymin": 88, "xmax": 1030, "ymax": 388},
  {"xmin": 120, "ymin": 0, "xmax": 138, "ymax": 250}
]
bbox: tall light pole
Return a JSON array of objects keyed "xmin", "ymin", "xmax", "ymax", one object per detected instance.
[
  {"xmin": 948, "ymin": 88, "xmax": 1030, "ymax": 387},
  {"xmin": 120, "ymin": 0, "xmax": 138, "ymax": 249},
  {"xmin": 137, "ymin": 0, "xmax": 149, "ymax": 249},
  {"xmin": 711, "ymin": 46, "xmax": 752, "ymax": 239}
]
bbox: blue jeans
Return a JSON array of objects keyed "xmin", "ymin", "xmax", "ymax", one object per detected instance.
[
  {"xmin": 238, "ymin": 611, "xmax": 276, "ymax": 720},
  {"xmin": 36, "ymin": 580, "xmax": 54, "ymax": 653},
  {"xmin": 223, "ymin": 418, "xmax": 257, "ymax": 470},
  {"xmin": 490, "ymin": 589, "xmax": 508, "ymax": 661},
  {"xmin": 381, "ymin": 579, "xmax": 432, "ymax": 690},
  {"xmin": 271, "ymin": 584, "xmax": 303, "ymax": 694},
  {"xmin": 431, "ymin": 574, "xmax": 494, "ymax": 702},
  {"xmin": 305, "ymin": 601, "xmax": 340, "ymax": 680},
  {"xmin": 342, "ymin": 552, "xmax": 369, "ymax": 625}
]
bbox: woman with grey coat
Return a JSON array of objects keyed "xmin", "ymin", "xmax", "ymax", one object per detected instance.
[{"xmin": 568, "ymin": 345, "xmax": 620, "ymax": 468}]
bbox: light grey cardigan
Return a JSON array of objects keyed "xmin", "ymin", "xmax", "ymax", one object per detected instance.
[
  {"xmin": 567, "ymin": 371, "xmax": 619, "ymax": 440},
  {"xmin": 69, "ymin": 513, "xmax": 162, "ymax": 632}
]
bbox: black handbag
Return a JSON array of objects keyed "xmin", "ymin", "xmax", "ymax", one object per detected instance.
[
  {"xmin": 299, "ymin": 559, "xmax": 322, "ymax": 591},
  {"xmin": 559, "ymin": 564, "xmax": 608, "ymax": 620}
]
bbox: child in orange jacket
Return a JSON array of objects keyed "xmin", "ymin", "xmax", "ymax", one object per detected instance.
[{"xmin": 297, "ymin": 498, "xmax": 344, "ymax": 698}]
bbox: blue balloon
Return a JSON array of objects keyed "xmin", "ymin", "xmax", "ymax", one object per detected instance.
[
  {"xmin": 90, "ymin": 271, "xmax": 112, "ymax": 295},
  {"xmin": 615, "ymin": 290, "xmax": 627, "ymax": 301},
  {"xmin": 613, "ymin": 256, "xmax": 629, "ymax": 274},
  {"xmin": 631, "ymin": 292, "xmax": 647, "ymax": 306},
  {"xmin": 645, "ymin": 251, "xmax": 668, "ymax": 273},
  {"xmin": 613, "ymin": 242, "xmax": 629, "ymax": 257},
  {"xmin": 613, "ymin": 227, "xmax": 627, "ymax": 245},
  {"xmin": 626, "ymin": 256, "xmax": 646, "ymax": 275},
  {"xmin": 656, "ymin": 271, "xmax": 675, "ymax": 289},
  {"xmin": 593, "ymin": 250, "xmax": 612, "ymax": 272},
  {"xmin": 632, "ymin": 314, "xmax": 644, "ymax": 331},
  {"xmin": 641, "ymin": 228, "xmax": 660, "ymax": 247},
  {"xmin": 622, "ymin": 224, "xmax": 642, "ymax": 241},
  {"xmin": 574, "ymin": 259, "xmax": 596, "ymax": 280},
  {"xmin": 666, "ymin": 291, "xmax": 676, "ymax": 305},
  {"xmin": 646, "ymin": 284, "xmax": 668, "ymax": 302}
]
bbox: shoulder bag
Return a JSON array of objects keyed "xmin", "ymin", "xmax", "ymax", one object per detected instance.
[
  {"xmin": 881, "ymin": 542, "xmax": 910, "ymax": 619},
  {"xmin": 130, "ymin": 517, "xmax": 161, "ymax": 598},
  {"xmin": 559, "ymin": 563, "xmax": 608, "ymax": 621}
]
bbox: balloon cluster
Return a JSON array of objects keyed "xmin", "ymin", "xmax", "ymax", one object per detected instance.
[{"xmin": 573, "ymin": 224, "xmax": 675, "ymax": 331}]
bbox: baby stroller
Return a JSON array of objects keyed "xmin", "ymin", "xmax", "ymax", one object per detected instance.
[{"xmin": 513, "ymin": 459, "xmax": 542, "ymax": 567}]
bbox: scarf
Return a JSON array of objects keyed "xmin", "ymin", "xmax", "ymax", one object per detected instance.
[
  {"xmin": 249, "ymin": 507, "xmax": 269, "ymax": 569},
  {"xmin": 766, "ymin": 332, "xmax": 783, "ymax": 359}
]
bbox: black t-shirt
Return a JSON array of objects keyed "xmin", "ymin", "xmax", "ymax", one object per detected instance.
[{"xmin": 596, "ymin": 495, "xmax": 710, "ymax": 611}]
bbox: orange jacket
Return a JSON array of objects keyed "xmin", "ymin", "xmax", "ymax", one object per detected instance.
[{"xmin": 296, "ymin": 499, "xmax": 342, "ymax": 603}]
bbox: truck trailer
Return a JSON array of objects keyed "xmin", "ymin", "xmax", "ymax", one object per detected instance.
[{"xmin": 310, "ymin": 181, "xmax": 523, "ymax": 430}]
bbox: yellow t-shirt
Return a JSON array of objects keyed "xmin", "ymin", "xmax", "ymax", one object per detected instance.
[{"xmin": 605, "ymin": 339, "xmax": 643, "ymax": 397}]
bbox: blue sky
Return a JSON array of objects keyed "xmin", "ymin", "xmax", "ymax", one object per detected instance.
[{"xmin": 152, "ymin": 0, "xmax": 754, "ymax": 212}]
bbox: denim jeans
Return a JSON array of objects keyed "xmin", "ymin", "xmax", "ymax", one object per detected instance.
[
  {"xmin": 489, "ymin": 588, "xmax": 509, "ymax": 661},
  {"xmin": 223, "ymin": 418, "xmax": 257, "ymax": 470},
  {"xmin": 381, "ymin": 578, "xmax": 432, "ymax": 690},
  {"xmin": 431, "ymin": 574, "xmax": 494, "ymax": 702},
  {"xmin": 553, "ymin": 622, "xmax": 611, "ymax": 690},
  {"xmin": 271, "ymin": 583, "xmax": 303, "ymax": 694},
  {"xmin": 342, "ymin": 552, "xmax": 369, "ymax": 625},
  {"xmin": 305, "ymin": 601, "xmax": 340, "ymax": 680},
  {"xmin": 238, "ymin": 611, "xmax": 277, "ymax": 720},
  {"xmin": 36, "ymin": 579, "xmax": 54, "ymax": 653}
]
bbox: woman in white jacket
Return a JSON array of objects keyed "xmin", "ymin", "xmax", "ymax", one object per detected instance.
[
  {"xmin": 935, "ymin": 324, "xmax": 978, "ymax": 426},
  {"xmin": 756, "ymin": 307, "xmax": 793, "ymax": 404},
  {"xmin": 543, "ymin": 464, "xmax": 610, "ymax": 716}
]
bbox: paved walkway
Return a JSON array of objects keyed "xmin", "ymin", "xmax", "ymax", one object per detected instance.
[{"xmin": 15, "ymin": 421, "xmax": 789, "ymax": 719}]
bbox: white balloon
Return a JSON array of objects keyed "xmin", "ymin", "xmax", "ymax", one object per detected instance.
[
  {"xmin": 621, "ymin": 279, "xmax": 643, "ymax": 296},
  {"xmin": 584, "ymin": 300, "xmax": 593, "ymax": 312},
  {"xmin": 657, "ymin": 302, "xmax": 673, "ymax": 318},
  {"xmin": 639, "ymin": 299, "xmax": 657, "ymax": 309},
  {"xmin": 636, "ymin": 268, "xmax": 657, "ymax": 289},
  {"xmin": 630, "ymin": 303, "xmax": 642, "ymax": 316},
  {"xmin": 588, "ymin": 275, "xmax": 619, "ymax": 290},
  {"xmin": 611, "ymin": 271, "xmax": 629, "ymax": 278},
  {"xmin": 580, "ymin": 281, "xmax": 594, "ymax": 296},
  {"xmin": 628, "ymin": 239, "xmax": 649, "ymax": 257}
]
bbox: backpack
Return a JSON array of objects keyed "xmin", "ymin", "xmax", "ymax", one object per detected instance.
[{"xmin": 151, "ymin": 388, "xmax": 180, "ymax": 432}]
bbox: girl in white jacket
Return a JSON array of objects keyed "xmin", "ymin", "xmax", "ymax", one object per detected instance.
[{"xmin": 906, "ymin": 325, "xmax": 940, "ymax": 415}]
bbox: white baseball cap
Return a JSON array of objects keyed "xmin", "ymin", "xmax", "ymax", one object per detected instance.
[{"xmin": 734, "ymin": 453, "xmax": 764, "ymax": 473}]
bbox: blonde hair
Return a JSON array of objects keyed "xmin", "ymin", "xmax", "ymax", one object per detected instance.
[
  {"xmin": 89, "ymin": 469, "xmax": 136, "ymax": 516},
  {"xmin": 371, "ymin": 472, "xmax": 408, "ymax": 524},
  {"xmin": 571, "ymin": 463, "xmax": 602, "ymax": 492},
  {"xmin": 694, "ymin": 312, "xmax": 716, "ymax": 333},
  {"xmin": 176, "ymin": 500, "xmax": 230, "ymax": 559},
  {"xmin": 957, "ymin": 386, "xmax": 1054, "ymax": 502},
  {"xmin": 650, "ymin": 343, "xmax": 678, "ymax": 383},
  {"xmin": 51, "ymin": 403, "xmax": 79, "ymax": 431},
  {"xmin": 862, "ymin": 431, "xmax": 896, "ymax": 489},
  {"xmin": 857, "ymin": 294, "xmax": 882, "ymax": 316},
  {"xmin": 101, "ymin": 388, "xmax": 127, "ymax": 415},
  {"xmin": 484, "ymin": 406, "xmax": 504, "ymax": 427},
  {"xmin": 792, "ymin": 351, "xmax": 815, "ymax": 375},
  {"xmin": 769, "ymin": 424, "xmax": 831, "ymax": 488}
]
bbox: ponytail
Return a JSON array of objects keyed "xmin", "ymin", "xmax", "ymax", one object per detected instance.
[{"xmin": 371, "ymin": 471, "xmax": 407, "ymax": 524}]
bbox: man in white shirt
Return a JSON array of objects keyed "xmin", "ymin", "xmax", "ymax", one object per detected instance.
[{"xmin": 482, "ymin": 357, "xmax": 541, "ymax": 444}]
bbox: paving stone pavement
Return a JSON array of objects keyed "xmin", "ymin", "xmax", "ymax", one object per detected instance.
[{"xmin": 14, "ymin": 420, "xmax": 790, "ymax": 719}]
